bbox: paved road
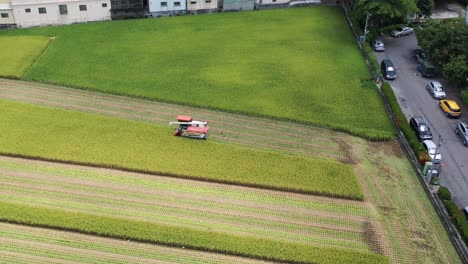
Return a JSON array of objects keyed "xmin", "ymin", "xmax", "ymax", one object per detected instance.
[{"xmin": 373, "ymin": 34, "xmax": 468, "ymax": 207}]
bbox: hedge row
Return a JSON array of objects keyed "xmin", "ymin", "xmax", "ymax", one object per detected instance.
[
  {"xmin": 362, "ymin": 43, "xmax": 381, "ymax": 76},
  {"xmin": 437, "ymin": 187, "xmax": 468, "ymax": 245},
  {"xmin": 0, "ymin": 202, "xmax": 389, "ymax": 264},
  {"xmin": 461, "ymin": 90, "xmax": 468, "ymax": 106},
  {"xmin": 381, "ymin": 82, "xmax": 424, "ymax": 156}
]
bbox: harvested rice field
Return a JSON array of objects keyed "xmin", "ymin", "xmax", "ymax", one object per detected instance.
[{"xmin": 0, "ymin": 222, "xmax": 274, "ymax": 264}]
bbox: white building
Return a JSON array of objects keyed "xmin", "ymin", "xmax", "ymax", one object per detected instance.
[
  {"xmin": 186, "ymin": 0, "xmax": 217, "ymax": 14},
  {"xmin": 11, "ymin": 0, "xmax": 111, "ymax": 28},
  {"xmin": 148, "ymin": 0, "xmax": 185, "ymax": 16},
  {"xmin": 0, "ymin": 0, "xmax": 15, "ymax": 28}
]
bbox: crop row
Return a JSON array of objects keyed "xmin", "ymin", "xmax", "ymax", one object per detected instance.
[
  {"xmin": 0, "ymin": 99, "xmax": 363, "ymax": 199},
  {"xmin": 0, "ymin": 7, "xmax": 394, "ymax": 139},
  {"xmin": 0, "ymin": 78, "xmax": 360, "ymax": 162},
  {"xmin": 0, "ymin": 222, "xmax": 272, "ymax": 264},
  {"xmin": 0, "ymin": 202, "xmax": 389, "ymax": 264},
  {"xmin": 0, "ymin": 156, "xmax": 372, "ymax": 252}
]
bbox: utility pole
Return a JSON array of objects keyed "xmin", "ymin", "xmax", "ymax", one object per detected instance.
[{"xmin": 362, "ymin": 12, "xmax": 372, "ymax": 43}]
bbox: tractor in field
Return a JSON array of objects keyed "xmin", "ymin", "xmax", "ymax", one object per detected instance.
[{"xmin": 169, "ymin": 115, "xmax": 209, "ymax": 140}]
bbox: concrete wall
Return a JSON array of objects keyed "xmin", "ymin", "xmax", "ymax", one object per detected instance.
[
  {"xmin": 12, "ymin": 0, "xmax": 111, "ymax": 28},
  {"xmin": 256, "ymin": 0, "xmax": 288, "ymax": 5},
  {"xmin": 149, "ymin": 0, "xmax": 185, "ymax": 15},
  {"xmin": 223, "ymin": 0, "xmax": 254, "ymax": 11},
  {"xmin": 0, "ymin": 2, "xmax": 15, "ymax": 25},
  {"xmin": 186, "ymin": 0, "xmax": 217, "ymax": 12}
]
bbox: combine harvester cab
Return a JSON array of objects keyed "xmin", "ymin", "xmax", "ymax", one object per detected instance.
[{"xmin": 169, "ymin": 115, "xmax": 209, "ymax": 140}]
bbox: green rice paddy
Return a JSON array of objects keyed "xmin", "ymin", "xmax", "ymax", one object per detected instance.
[{"xmin": 0, "ymin": 7, "xmax": 394, "ymax": 139}]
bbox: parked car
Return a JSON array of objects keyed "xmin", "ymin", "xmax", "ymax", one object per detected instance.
[
  {"xmin": 372, "ymin": 39, "xmax": 385, "ymax": 51},
  {"xmin": 391, "ymin": 27, "xmax": 414, "ymax": 37},
  {"xmin": 426, "ymin": 81, "xmax": 446, "ymax": 99},
  {"xmin": 422, "ymin": 140, "xmax": 442, "ymax": 163},
  {"xmin": 439, "ymin": 99, "xmax": 461, "ymax": 118},
  {"xmin": 409, "ymin": 116, "xmax": 433, "ymax": 141},
  {"xmin": 414, "ymin": 49, "xmax": 427, "ymax": 63},
  {"xmin": 455, "ymin": 122, "xmax": 468, "ymax": 146},
  {"xmin": 463, "ymin": 207, "xmax": 468, "ymax": 222},
  {"xmin": 381, "ymin": 59, "xmax": 397, "ymax": 80},
  {"xmin": 418, "ymin": 60, "xmax": 436, "ymax": 78}
]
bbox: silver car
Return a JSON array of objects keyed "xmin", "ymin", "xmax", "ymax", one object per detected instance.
[
  {"xmin": 456, "ymin": 122, "xmax": 468, "ymax": 146},
  {"xmin": 422, "ymin": 140, "xmax": 442, "ymax": 163},
  {"xmin": 372, "ymin": 39, "xmax": 385, "ymax": 51},
  {"xmin": 426, "ymin": 81, "xmax": 446, "ymax": 99},
  {"xmin": 391, "ymin": 27, "xmax": 414, "ymax": 37}
]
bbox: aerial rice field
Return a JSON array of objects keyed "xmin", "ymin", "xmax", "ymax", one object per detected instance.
[
  {"xmin": 0, "ymin": 156, "xmax": 387, "ymax": 264},
  {"xmin": 0, "ymin": 99, "xmax": 363, "ymax": 199},
  {"xmin": 0, "ymin": 7, "xmax": 394, "ymax": 139},
  {"xmin": 0, "ymin": 36, "xmax": 50, "ymax": 78},
  {"xmin": 0, "ymin": 222, "xmax": 274, "ymax": 264}
]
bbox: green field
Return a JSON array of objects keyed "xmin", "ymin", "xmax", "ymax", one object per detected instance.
[
  {"xmin": 0, "ymin": 7, "xmax": 393, "ymax": 139},
  {"xmin": 0, "ymin": 156, "xmax": 386, "ymax": 264},
  {"xmin": 0, "ymin": 99, "xmax": 363, "ymax": 199},
  {"xmin": 0, "ymin": 36, "xmax": 49, "ymax": 78}
]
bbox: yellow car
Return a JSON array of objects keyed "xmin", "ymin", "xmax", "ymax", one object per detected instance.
[{"xmin": 439, "ymin": 99, "xmax": 461, "ymax": 118}]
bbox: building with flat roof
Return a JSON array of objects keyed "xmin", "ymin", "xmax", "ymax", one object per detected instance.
[{"xmin": 11, "ymin": 0, "xmax": 111, "ymax": 28}]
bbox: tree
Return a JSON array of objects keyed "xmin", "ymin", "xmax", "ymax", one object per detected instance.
[
  {"xmin": 417, "ymin": 18, "xmax": 468, "ymax": 65},
  {"xmin": 443, "ymin": 55, "xmax": 468, "ymax": 87},
  {"xmin": 417, "ymin": 0, "xmax": 434, "ymax": 18},
  {"xmin": 352, "ymin": 0, "xmax": 418, "ymax": 28}
]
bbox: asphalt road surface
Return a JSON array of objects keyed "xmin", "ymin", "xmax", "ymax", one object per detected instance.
[{"xmin": 373, "ymin": 34, "xmax": 468, "ymax": 208}]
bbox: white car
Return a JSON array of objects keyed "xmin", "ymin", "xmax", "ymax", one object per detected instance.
[
  {"xmin": 422, "ymin": 140, "xmax": 442, "ymax": 163},
  {"xmin": 426, "ymin": 81, "xmax": 446, "ymax": 99},
  {"xmin": 391, "ymin": 27, "xmax": 414, "ymax": 37},
  {"xmin": 372, "ymin": 39, "xmax": 385, "ymax": 51}
]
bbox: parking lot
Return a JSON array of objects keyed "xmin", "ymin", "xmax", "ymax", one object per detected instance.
[{"xmin": 373, "ymin": 34, "xmax": 468, "ymax": 207}]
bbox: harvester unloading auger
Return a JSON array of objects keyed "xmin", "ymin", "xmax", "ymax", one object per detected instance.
[{"xmin": 169, "ymin": 115, "xmax": 209, "ymax": 140}]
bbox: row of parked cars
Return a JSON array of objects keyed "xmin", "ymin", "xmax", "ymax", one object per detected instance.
[
  {"xmin": 372, "ymin": 28, "xmax": 467, "ymax": 167},
  {"xmin": 410, "ymin": 115, "xmax": 468, "ymax": 164}
]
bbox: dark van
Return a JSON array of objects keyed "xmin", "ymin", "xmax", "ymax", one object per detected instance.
[{"xmin": 381, "ymin": 59, "xmax": 397, "ymax": 80}]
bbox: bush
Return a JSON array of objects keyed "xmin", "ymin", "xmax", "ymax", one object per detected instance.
[
  {"xmin": 461, "ymin": 90, "xmax": 468, "ymax": 106},
  {"xmin": 362, "ymin": 43, "xmax": 381, "ymax": 76},
  {"xmin": 442, "ymin": 197, "xmax": 468, "ymax": 245},
  {"xmin": 418, "ymin": 151, "xmax": 431, "ymax": 165},
  {"xmin": 381, "ymin": 82, "xmax": 423, "ymax": 155},
  {"xmin": 437, "ymin": 186, "xmax": 451, "ymax": 200}
]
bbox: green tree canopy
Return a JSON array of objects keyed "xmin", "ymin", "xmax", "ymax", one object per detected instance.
[
  {"xmin": 417, "ymin": 18, "xmax": 468, "ymax": 86},
  {"xmin": 417, "ymin": 0, "xmax": 434, "ymax": 17},
  {"xmin": 353, "ymin": 0, "xmax": 418, "ymax": 27},
  {"xmin": 416, "ymin": 18, "xmax": 468, "ymax": 65}
]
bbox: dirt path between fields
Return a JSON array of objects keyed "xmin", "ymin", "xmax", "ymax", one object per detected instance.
[{"xmin": 0, "ymin": 78, "xmax": 357, "ymax": 163}]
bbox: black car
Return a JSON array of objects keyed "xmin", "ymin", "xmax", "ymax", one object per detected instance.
[
  {"xmin": 409, "ymin": 116, "xmax": 432, "ymax": 141},
  {"xmin": 381, "ymin": 59, "xmax": 397, "ymax": 80},
  {"xmin": 414, "ymin": 49, "xmax": 427, "ymax": 63}
]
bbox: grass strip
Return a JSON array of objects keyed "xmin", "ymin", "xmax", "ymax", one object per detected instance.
[
  {"xmin": 0, "ymin": 99, "xmax": 363, "ymax": 200},
  {"xmin": 0, "ymin": 202, "xmax": 389, "ymax": 264}
]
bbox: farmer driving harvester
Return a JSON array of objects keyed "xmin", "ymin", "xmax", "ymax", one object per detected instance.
[{"xmin": 169, "ymin": 115, "xmax": 209, "ymax": 140}]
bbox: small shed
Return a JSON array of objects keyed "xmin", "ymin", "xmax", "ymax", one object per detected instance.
[{"xmin": 222, "ymin": 0, "xmax": 254, "ymax": 11}]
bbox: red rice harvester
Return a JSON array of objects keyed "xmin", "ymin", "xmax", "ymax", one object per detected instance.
[{"xmin": 169, "ymin": 115, "xmax": 209, "ymax": 140}]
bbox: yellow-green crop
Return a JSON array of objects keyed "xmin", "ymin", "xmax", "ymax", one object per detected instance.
[
  {"xmin": 0, "ymin": 7, "xmax": 394, "ymax": 139},
  {"xmin": 0, "ymin": 99, "xmax": 363, "ymax": 199},
  {"xmin": 0, "ymin": 36, "xmax": 50, "ymax": 78}
]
